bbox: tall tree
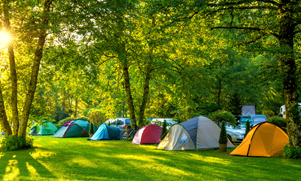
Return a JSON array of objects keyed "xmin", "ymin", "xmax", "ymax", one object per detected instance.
[
  {"xmin": 153, "ymin": 0, "xmax": 301, "ymax": 148},
  {"xmin": 0, "ymin": 0, "xmax": 54, "ymax": 140}
]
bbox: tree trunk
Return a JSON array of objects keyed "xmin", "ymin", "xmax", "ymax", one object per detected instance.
[
  {"xmin": 138, "ymin": 65, "xmax": 152, "ymax": 127},
  {"xmin": 3, "ymin": 0, "xmax": 19, "ymax": 135},
  {"xmin": 18, "ymin": 0, "xmax": 53, "ymax": 137},
  {"xmin": 0, "ymin": 81, "xmax": 12, "ymax": 136},
  {"xmin": 278, "ymin": 6, "xmax": 301, "ymax": 148},
  {"xmin": 217, "ymin": 78, "xmax": 222, "ymax": 107},
  {"xmin": 119, "ymin": 48, "xmax": 137, "ymax": 129}
]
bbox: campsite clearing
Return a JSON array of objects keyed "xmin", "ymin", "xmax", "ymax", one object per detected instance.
[{"xmin": 0, "ymin": 136, "xmax": 300, "ymax": 181}]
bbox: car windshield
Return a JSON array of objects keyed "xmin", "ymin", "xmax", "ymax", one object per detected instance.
[
  {"xmin": 111, "ymin": 120, "xmax": 124, "ymax": 125},
  {"xmin": 252, "ymin": 117, "xmax": 266, "ymax": 125}
]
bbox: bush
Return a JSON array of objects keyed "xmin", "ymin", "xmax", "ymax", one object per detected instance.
[
  {"xmin": 89, "ymin": 122, "xmax": 95, "ymax": 134},
  {"xmin": 1, "ymin": 135, "xmax": 33, "ymax": 151},
  {"xmin": 267, "ymin": 116, "xmax": 287, "ymax": 129},
  {"xmin": 208, "ymin": 110, "xmax": 236, "ymax": 126},
  {"xmin": 219, "ymin": 121, "xmax": 228, "ymax": 144},
  {"xmin": 161, "ymin": 120, "xmax": 167, "ymax": 140},
  {"xmin": 57, "ymin": 116, "xmax": 90, "ymax": 128},
  {"xmin": 87, "ymin": 109, "xmax": 107, "ymax": 127},
  {"xmin": 283, "ymin": 144, "xmax": 301, "ymax": 159},
  {"xmin": 245, "ymin": 119, "xmax": 251, "ymax": 136}
]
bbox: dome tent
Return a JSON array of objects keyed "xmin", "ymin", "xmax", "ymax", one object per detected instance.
[
  {"xmin": 157, "ymin": 116, "xmax": 234, "ymax": 150},
  {"xmin": 29, "ymin": 121, "xmax": 58, "ymax": 135},
  {"xmin": 231, "ymin": 122, "xmax": 289, "ymax": 157},
  {"xmin": 132, "ymin": 124, "xmax": 162, "ymax": 145},
  {"xmin": 52, "ymin": 120, "xmax": 97, "ymax": 138},
  {"xmin": 88, "ymin": 124, "xmax": 121, "ymax": 140}
]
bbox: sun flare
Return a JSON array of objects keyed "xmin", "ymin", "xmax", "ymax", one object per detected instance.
[{"xmin": 0, "ymin": 31, "xmax": 11, "ymax": 46}]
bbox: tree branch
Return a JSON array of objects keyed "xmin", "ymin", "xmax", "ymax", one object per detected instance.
[{"xmin": 211, "ymin": 26, "xmax": 279, "ymax": 38}]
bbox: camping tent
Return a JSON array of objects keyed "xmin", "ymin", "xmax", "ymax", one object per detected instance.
[
  {"xmin": 52, "ymin": 120, "xmax": 97, "ymax": 138},
  {"xmin": 88, "ymin": 124, "xmax": 121, "ymax": 140},
  {"xmin": 231, "ymin": 122, "xmax": 289, "ymax": 157},
  {"xmin": 132, "ymin": 124, "xmax": 162, "ymax": 145},
  {"xmin": 157, "ymin": 116, "xmax": 234, "ymax": 150},
  {"xmin": 29, "ymin": 122, "xmax": 58, "ymax": 135}
]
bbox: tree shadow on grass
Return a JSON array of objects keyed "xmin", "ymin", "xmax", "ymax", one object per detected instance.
[{"xmin": 0, "ymin": 148, "xmax": 56, "ymax": 180}]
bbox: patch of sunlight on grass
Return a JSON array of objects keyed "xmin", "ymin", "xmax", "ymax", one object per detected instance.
[
  {"xmin": 30, "ymin": 149, "xmax": 56, "ymax": 159},
  {"xmin": 3, "ymin": 160, "xmax": 19, "ymax": 181},
  {"xmin": 0, "ymin": 152, "xmax": 4, "ymax": 158},
  {"xmin": 115, "ymin": 154, "xmax": 167, "ymax": 161},
  {"xmin": 71, "ymin": 157, "xmax": 98, "ymax": 168},
  {"xmin": 26, "ymin": 162, "xmax": 40, "ymax": 177},
  {"xmin": 189, "ymin": 153, "xmax": 231, "ymax": 165}
]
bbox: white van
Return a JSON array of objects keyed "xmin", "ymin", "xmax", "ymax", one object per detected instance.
[
  {"xmin": 279, "ymin": 103, "xmax": 301, "ymax": 119},
  {"xmin": 151, "ymin": 118, "xmax": 177, "ymax": 129}
]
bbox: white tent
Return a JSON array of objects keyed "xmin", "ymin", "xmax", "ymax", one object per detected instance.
[{"xmin": 157, "ymin": 116, "xmax": 234, "ymax": 150}]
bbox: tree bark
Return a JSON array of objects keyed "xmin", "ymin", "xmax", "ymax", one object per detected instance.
[
  {"xmin": 18, "ymin": 0, "xmax": 53, "ymax": 137},
  {"xmin": 278, "ymin": 7, "xmax": 301, "ymax": 148},
  {"xmin": 3, "ymin": 0, "xmax": 19, "ymax": 135},
  {"xmin": 119, "ymin": 49, "xmax": 137, "ymax": 129},
  {"xmin": 138, "ymin": 65, "xmax": 152, "ymax": 127},
  {"xmin": 0, "ymin": 81, "xmax": 12, "ymax": 136}
]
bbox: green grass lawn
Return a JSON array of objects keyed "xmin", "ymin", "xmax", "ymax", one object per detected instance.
[{"xmin": 0, "ymin": 136, "xmax": 300, "ymax": 181}]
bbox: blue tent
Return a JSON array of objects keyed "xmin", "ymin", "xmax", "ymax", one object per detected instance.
[{"xmin": 88, "ymin": 124, "xmax": 121, "ymax": 140}]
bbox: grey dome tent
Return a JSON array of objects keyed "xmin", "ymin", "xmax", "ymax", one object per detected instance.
[{"xmin": 157, "ymin": 116, "xmax": 234, "ymax": 150}]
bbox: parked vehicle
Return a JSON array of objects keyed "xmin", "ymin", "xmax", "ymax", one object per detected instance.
[
  {"xmin": 226, "ymin": 105, "xmax": 255, "ymax": 143},
  {"xmin": 226, "ymin": 125, "xmax": 245, "ymax": 143},
  {"xmin": 251, "ymin": 115, "xmax": 267, "ymax": 126},
  {"xmin": 105, "ymin": 118, "xmax": 131, "ymax": 131},
  {"xmin": 150, "ymin": 118, "xmax": 177, "ymax": 130},
  {"xmin": 279, "ymin": 103, "xmax": 301, "ymax": 119}
]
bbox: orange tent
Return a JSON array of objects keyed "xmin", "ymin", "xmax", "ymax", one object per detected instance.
[{"xmin": 231, "ymin": 122, "xmax": 289, "ymax": 157}]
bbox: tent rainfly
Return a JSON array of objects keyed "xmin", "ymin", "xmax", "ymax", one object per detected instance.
[
  {"xmin": 52, "ymin": 120, "xmax": 97, "ymax": 138},
  {"xmin": 29, "ymin": 122, "xmax": 58, "ymax": 135},
  {"xmin": 231, "ymin": 122, "xmax": 289, "ymax": 157},
  {"xmin": 88, "ymin": 124, "xmax": 121, "ymax": 140},
  {"xmin": 132, "ymin": 124, "xmax": 162, "ymax": 145},
  {"xmin": 157, "ymin": 116, "xmax": 234, "ymax": 150}
]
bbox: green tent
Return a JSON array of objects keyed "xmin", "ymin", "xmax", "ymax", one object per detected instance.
[
  {"xmin": 52, "ymin": 120, "xmax": 97, "ymax": 138},
  {"xmin": 29, "ymin": 122, "xmax": 58, "ymax": 135}
]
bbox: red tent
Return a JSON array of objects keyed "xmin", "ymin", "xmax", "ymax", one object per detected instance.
[{"xmin": 132, "ymin": 124, "xmax": 162, "ymax": 144}]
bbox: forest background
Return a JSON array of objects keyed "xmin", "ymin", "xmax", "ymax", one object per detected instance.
[{"xmin": 0, "ymin": 0, "xmax": 300, "ymax": 147}]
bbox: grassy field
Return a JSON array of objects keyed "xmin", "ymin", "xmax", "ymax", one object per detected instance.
[{"xmin": 0, "ymin": 136, "xmax": 300, "ymax": 181}]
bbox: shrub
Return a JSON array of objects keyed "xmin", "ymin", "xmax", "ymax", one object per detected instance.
[
  {"xmin": 87, "ymin": 109, "xmax": 107, "ymax": 127},
  {"xmin": 161, "ymin": 120, "xmax": 167, "ymax": 140},
  {"xmin": 245, "ymin": 119, "xmax": 251, "ymax": 137},
  {"xmin": 1, "ymin": 135, "xmax": 33, "ymax": 151},
  {"xmin": 267, "ymin": 116, "xmax": 287, "ymax": 129},
  {"xmin": 89, "ymin": 122, "xmax": 95, "ymax": 134},
  {"xmin": 283, "ymin": 144, "xmax": 301, "ymax": 159},
  {"xmin": 219, "ymin": 121, "xmax": 228, "ymax": 144},
  {"xmin": 57, "ymin": 116, "xmax": 90, "ymax": 128},
  {"xmin": 208, "ymin": 110, "xmax": 236, "ymax": 126}
]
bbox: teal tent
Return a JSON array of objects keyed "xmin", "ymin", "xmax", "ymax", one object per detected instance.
[
  {"xmin": 29, "ymin": 122, "xmax": 58, "ymax": 135},
  {"xmin": 52, "ymin": 120, "xmax": 97, "ymax": 138},
  {"xmin": 88, "ymin": 124, "xmax": 121, "ymax": 140}
]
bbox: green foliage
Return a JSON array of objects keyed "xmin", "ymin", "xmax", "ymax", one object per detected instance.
[
  {"xmin": 89, "ymin": 122, "xmax": 95, "ymax": 134},
  {"xmin": 57, "ymin": 116, "xmax": 90, "ymax": 128},
  {"xmin": 245, "ymin": 120, "xmax": 251, "ymax": 137},
  {"xmin": 283, "ymin": 144, "xmax": 301, "ymax": 159},
  {"xmin": 268, "ymin": 116, "xmax": 287, "ymax": 129},
  {"xmin": 87, "ymin": 109, "xmax": 107, "ymax": 127},
  {"xmin": 161, "ymin": 120, "xmax": 167, "ymax": 140},
  {"xmin": 1, "ymin": 135, "xmax": 33, "ymax": 151},
  {"xmin": 208, "ymin": 110, "xmax": 236, "ymax": 126},
  {"xmin": 219, "ymin": 121, "xmax": 228, "ymax": 144}
]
